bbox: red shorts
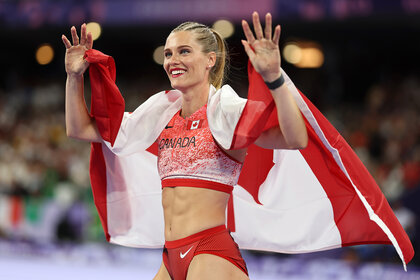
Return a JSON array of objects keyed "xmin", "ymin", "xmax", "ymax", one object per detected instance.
[{"xmin": 162, "ymin": 225, "xmax": 248, "ymax": 280}]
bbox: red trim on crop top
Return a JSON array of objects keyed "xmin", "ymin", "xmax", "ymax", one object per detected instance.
[{"xmin": 161, "ymin": 178, "xmax": 233, "ymax": 194}]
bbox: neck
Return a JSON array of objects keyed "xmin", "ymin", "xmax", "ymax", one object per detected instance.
[{"xmin": 180, "ymin": 82, "xmax": 210, "ymax": 118}]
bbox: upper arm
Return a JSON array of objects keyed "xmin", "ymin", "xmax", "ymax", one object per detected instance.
[
  {"xmin": 66, "ymin": 116, "xmax": 103, "ymax": 143},
  {"xmin": 254, "ymin": 126, "xmax": 293, "ymax": 150}
]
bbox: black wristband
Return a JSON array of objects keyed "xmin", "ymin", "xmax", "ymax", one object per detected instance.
[{"xmin": 265, "ymin": 75, "xmax": 285, "ymax": 90}]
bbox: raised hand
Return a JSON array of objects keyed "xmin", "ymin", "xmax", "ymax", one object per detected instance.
[
  {"xmin": 241, "ymin": 12, "xmax": 281, "ymax": 82},
  {"xmin": 62, "ymin": 24, "xmax": 93, "ymax": 76}
]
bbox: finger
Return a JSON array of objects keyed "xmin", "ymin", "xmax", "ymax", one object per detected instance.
[
  {"xmin": 86, "ymin": 32, "xmax": 93, "ymax": 49},
  {"xmin": 241, "ymin": 20, "xmax": 255, "ymax": 44},
  {"xmin": 252, "ymin": 11, "xmax": 264, "ymax": 40},
  {"xmin": 241, "ymin": 40, "xmax": 256, "ymax": 63},
  {"xmin": 71, "ymin": 26, "xmax": 79, "ymax": 46},
  {"xmin": 265, "ymin": 13, "xmax": 272, "ymax": 41},
  {"xmin": 80, "ymin": 23, "xmax": 87, "ymax": 45},
  {"xmin": 273, "ymin": 25, "xmax": 281, "ymax": 46},
  {"xmin": 62, "ymin": 35, "xmax": 72, "ymax": 49}
]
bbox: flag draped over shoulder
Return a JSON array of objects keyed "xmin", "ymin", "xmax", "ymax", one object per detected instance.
[{"xmin": 84, "ymin": 49, "xmax": 414, "ymax": 269}]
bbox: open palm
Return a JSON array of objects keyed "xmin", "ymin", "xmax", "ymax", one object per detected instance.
[
  {"xmin": 241, "ymin": 12, "xmax": 282, "ymax": 82},
  {"xmin": 62, "ymin": 24, "xmax": 93, "ymax": 76}
]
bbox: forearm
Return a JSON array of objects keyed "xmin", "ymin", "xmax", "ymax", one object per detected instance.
[
  {"xmin": 65, "ymin": 74, "xmax": 101, "ymax": 142},
  {"xmin": 269, "ymin": 76, "xmax": 308, "ymax": 149}
]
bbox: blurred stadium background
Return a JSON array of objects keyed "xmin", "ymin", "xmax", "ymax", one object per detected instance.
[{"xmin": 1, "ymin": 0, "xmax": 420, "ymax": 279}]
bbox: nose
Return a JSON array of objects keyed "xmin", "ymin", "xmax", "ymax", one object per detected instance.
[
  {"xmin": 165, "ymin": 55, "xmax": 180, "ymax": 73},
  {"xmin": 168, "ymin": 54, "xmax": 180, "ymax": 66}
]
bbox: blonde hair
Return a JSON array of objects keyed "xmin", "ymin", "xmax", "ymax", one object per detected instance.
[{"xmin": 171, "ymin": 22, "xmax": 228, "ymax": 89}]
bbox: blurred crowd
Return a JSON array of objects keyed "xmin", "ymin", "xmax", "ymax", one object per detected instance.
[
  {"xmin": 0, "ymin": 68, "xmax": 419, "ymax": 266},
  {"xmin": 0, "ymin": 78, "xmax": 95, "ymax": 243},
  {"xmin": 324, "ymin": 73, "xmax": 420, "ymax": 264}
]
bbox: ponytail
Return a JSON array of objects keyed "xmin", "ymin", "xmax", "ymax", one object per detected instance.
[{"xmin": 209, "ymin": 28, "xmax": 228, "ymax": 89}]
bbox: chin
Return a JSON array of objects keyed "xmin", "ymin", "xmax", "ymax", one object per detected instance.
[
  {"xmin": 170, "ymin": 81, "xmax": 188, "ymax": 92},
  {"xmin": 170, "ymin": 82, "xmax": 181, "ymax": 90}
]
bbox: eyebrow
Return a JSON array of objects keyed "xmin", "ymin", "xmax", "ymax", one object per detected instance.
[{"xmin": 163, "ymin": 45, "xmax": 192, "ymax": 52}]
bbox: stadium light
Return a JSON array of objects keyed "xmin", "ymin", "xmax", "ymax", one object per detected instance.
[
  {"xmin": 153, "ymin": 46, "xmax": 164, "ymax": 65},
  {"xmin": 212, "ymin": 19, "xmax": 234, "ymax": 39},
  {"xmin": 283, "ymin": 41, "xmax": 324, "ymax": 68},
  {"xmin": 86, "ymin": 22, "xmax": 102, "ymax": 41},
  {"xmin": 283, "ymin": 43, "xmax": 302, "ymax": 64},
  {"xmin": 35, "ymin": 44, "xmax": 54, "ymax": 65}
]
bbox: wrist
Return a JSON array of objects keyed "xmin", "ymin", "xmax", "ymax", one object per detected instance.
[
  {"xmin": 263, "ymin": 71, "xmax": 281, "ymax": 82},
  {"xmin": 264, "ymin": 74, "xmax": 285, "ymax": 90},
  {"xmin": 262, "ymin": 67, "xmax": 282, "ymax": 82},
  {"xmin": 67, "ymin": 73, "xmax": 84, "ymax": 79}
]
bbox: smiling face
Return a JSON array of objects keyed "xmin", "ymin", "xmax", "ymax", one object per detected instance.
[{"xmin": 163, "ymin": 31, "xmax": 216, "ymax": 93}]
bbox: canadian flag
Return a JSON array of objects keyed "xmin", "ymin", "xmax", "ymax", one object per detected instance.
[
  {"xmin": 187, "ymin": 119, "xmax": 202, "ymax": 130},
  {"xmin": 84, "ymin": 49, "xmax": 414, "ymax": 270}
]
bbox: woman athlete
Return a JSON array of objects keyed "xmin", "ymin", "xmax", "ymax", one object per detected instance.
[{"xmin": 62, "ymin": 11, "xmax": 307, "ymax": 280}]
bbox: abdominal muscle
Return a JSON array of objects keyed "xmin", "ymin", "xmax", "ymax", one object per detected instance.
[{"xmin": 162, "ymin": 186, "xmax": 230, "ymax": 241}]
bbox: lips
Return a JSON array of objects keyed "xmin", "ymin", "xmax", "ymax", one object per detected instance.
[{"xmin": 170, "ymin": 68, "xmax": 186, "ymax": 78}]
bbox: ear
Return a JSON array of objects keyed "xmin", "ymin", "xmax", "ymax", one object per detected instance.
[{"xmin": 207, "ymin": 52, "xmax": 217, "ymax": 68}]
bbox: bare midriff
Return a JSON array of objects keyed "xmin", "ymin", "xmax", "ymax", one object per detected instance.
[{"xmin": 162, "ymin": 186, "xmax": 230, "ymax": 241}]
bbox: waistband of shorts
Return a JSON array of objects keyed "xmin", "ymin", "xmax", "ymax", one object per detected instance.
[{"xmin": 164, "ymin": 225, "xmax": 226, "ymax": 249}]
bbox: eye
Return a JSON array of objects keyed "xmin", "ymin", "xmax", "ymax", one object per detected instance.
[
  {"xmin": 180, "ymin": 49, "xmax": 190, "ymax": 55},
  {"xmin": 164, "ymin": 52, "xmax": 172, "ymax": 58}
]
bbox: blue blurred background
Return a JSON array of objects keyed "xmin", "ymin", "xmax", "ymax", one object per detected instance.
[{"xmin": 0, "ymin": 0, "xmax": 420, "ymax": 279}]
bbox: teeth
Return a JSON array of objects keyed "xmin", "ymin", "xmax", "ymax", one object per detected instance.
[{"xmin": 172, "ymin": 70, "xmax": 186, "ymax": 75}]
